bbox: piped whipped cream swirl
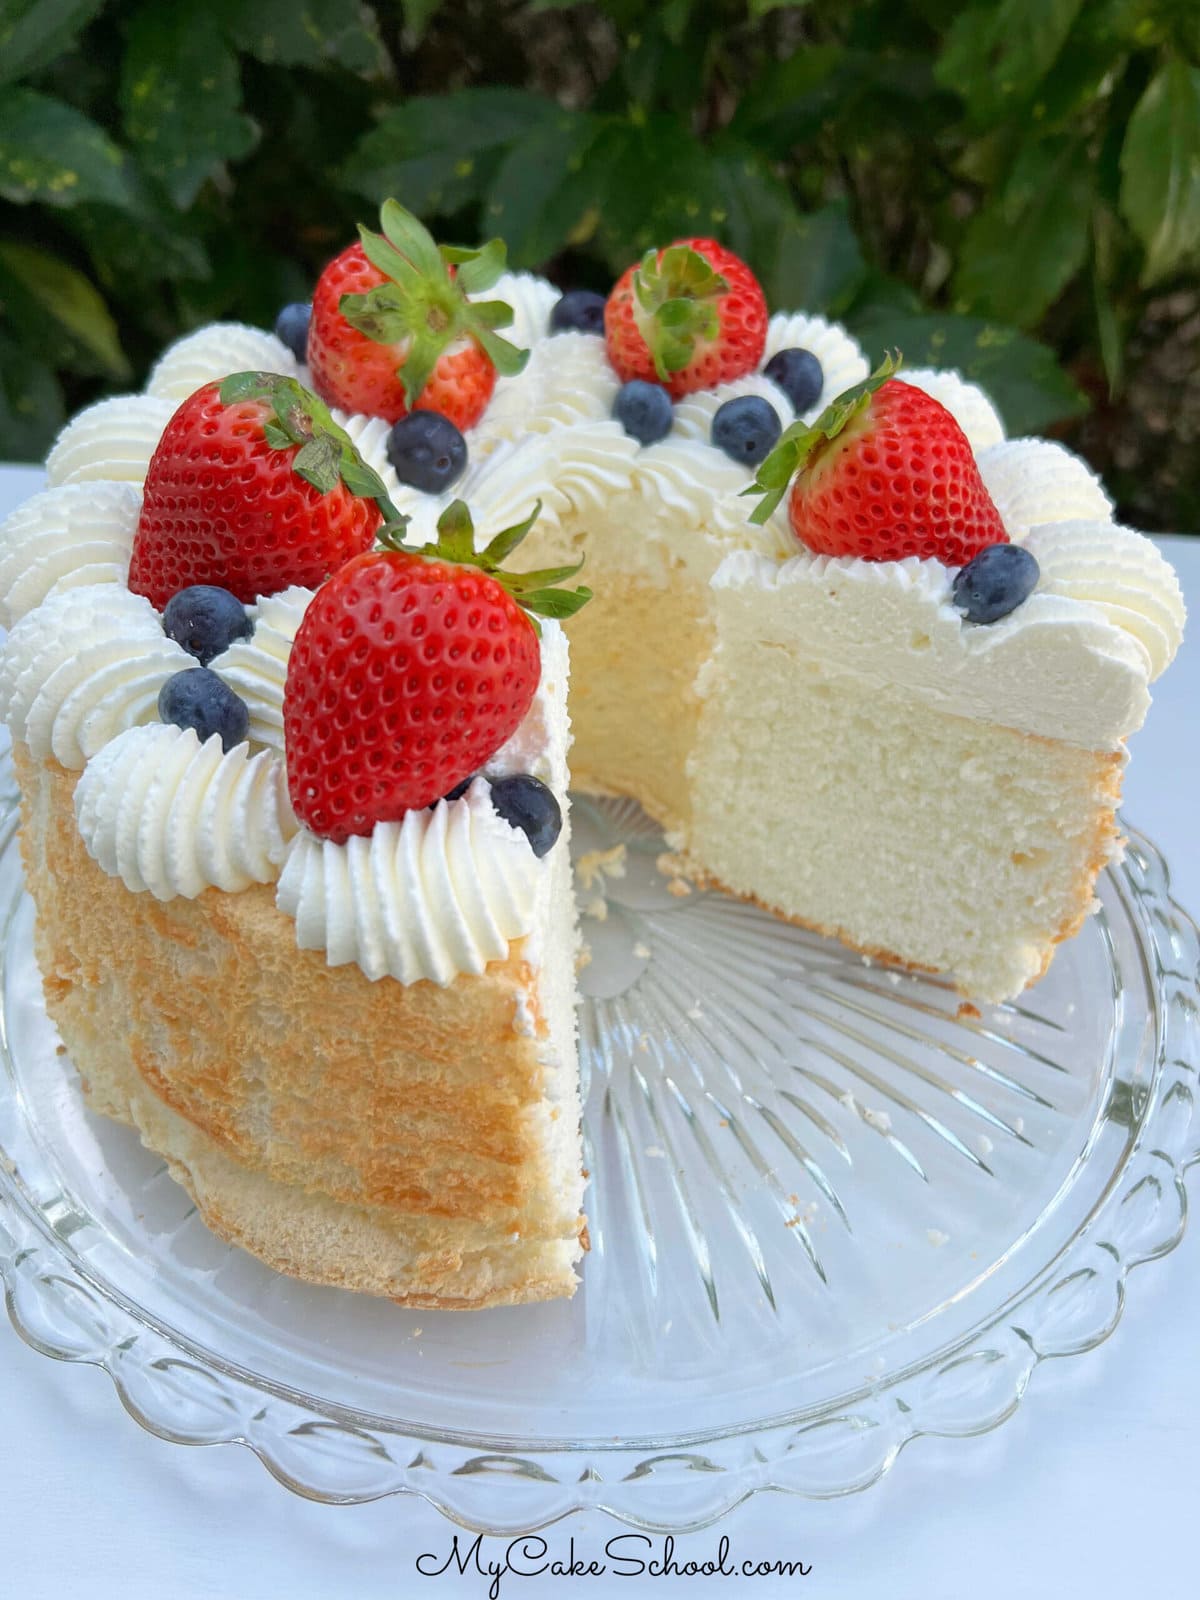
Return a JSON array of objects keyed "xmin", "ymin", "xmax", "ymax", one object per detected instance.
[
  {"xmin": 276, "ymin": 779, "xmax": 540, "ymax": 985},
  {"xmin": 0, "ymin": 585, "xmax": 192, "ymax": 769},
  {"xmin": 0, "ymin": 480, "xmax": 139, "ymax": 628},
  {"xmin": 146, "ymin": 323, "xmax": 300, "ymax": 402},
  {"xmin": 45, "ymin": 395, "xmax": 175, "ymax": 487},
  {"xmin": 75, "ymin": 723, "xmax": 298, "ymax": 898},
  {"xmin": 209, "ymin": 585, "xmax": 312, "ymax": 753}
]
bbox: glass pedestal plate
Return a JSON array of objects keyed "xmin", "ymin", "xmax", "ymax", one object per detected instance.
[{"xmin": 0, "ymin": 764, "xmax": 1197, "ymax": 1532}]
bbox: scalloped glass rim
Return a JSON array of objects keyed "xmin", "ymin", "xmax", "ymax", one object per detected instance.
[{"xmin": 0, "ymin": 756, "xmax": 1197, "ymax": 1533}]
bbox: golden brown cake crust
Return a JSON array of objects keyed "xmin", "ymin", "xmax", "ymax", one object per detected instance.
[{"xmin": 15, "ymin": 747, "xmax": 584, "ymax": 1308}]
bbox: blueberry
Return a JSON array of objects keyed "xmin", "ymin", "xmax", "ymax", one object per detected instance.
[
  {"xmin": 274, "ymin": 302, "xmax": 312, "ymax": 362},
  {"xmin": 386, "ymin": 411, "xmax": 467, "ymax": 493},
  {"xmin": 489, "ymin": 774, "xmax": 562, "ymax": 858},
  {"xmin": 550, "ymin": 289, "xmax": 606, "ymax": 336},
  {"xmin": 764, "ymin": 347, "xmax": 824, "ymax": 414},
  {"xmin": 952, "ymin": 543, "xmax": 1040, "ymax": 624},
  {"xmin": 162, "ymin": 585, "xmax": 253, "ymax": 665},
  {"xmin": 158, "ymin": 669, "xmax": 249, "ymax": 752},
  {"xmin": 613, "ymin": 380, "xmax": 673, "ymax": 446},
  {"xmin": 710, "ymin": 395, "xmax": 782, "ymax": 465}
]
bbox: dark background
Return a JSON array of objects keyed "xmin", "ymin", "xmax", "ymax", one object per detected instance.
[{"xmin": 1, "ymin": 0, "xmax": 1197, "ymax": 531}]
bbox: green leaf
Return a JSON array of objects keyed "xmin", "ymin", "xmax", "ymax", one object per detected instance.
[
  {"xmin": 121, "ymin": 6, "xmax": 258, "ymax": 208},
  {"xmin": 847, "ymin": 311, "xmax": 1088, "ymax": 436},
  {"xmin": 480, "ymin": 501, "xmax": 542, "ymax": 567},
  {"xmin": 936, "ymin": 0, "xmax": 1087, "ymax": 124},
  {"xmin": 486, "ymin": 111, "xmax": 603, "ymax": 267},
  {"xmin": 767, "ymin": 204, "xmax": 868, "ymax": 317},
  {"xmin": 0, "ymin": 0, "xmax": 107, "ymax": 86},
  {"xmin": 344, "ymin": 89, "xmax": 561, "ymax": 218},
  {"xmin": 1120, "ymin": 59, "xmax": 1200, "ymax": 285},
  {"xmin": 216, "ymin": 0, "xmax": 388, "ymax": 73},
  {"xmin": 954, "ymin": 137, "xmax": 1094, "ymax": 327},
  {"xmin": 0, "ymin": 331, "xmax": 64, "ymax": 460},
  {"xmin": 0, "ymin": 241, "xmax": 129, "ymax": 379},
  {"xmin": 402, "ymin": 0, "xmax": 442, "ymax": 40},
  {"xmin": 0, "ymin": 88, "xmax": 133, "ymax": 209},
  {"xmin": 434, "ymin": 500, "xmax": 477, "ymax": 564}
]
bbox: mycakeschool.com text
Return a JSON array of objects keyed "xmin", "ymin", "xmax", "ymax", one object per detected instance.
[{"xmin": 415, "ymin": 1533, "xmax": 813, "ymax": 1596}]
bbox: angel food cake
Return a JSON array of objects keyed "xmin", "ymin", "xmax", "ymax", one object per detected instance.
[{"xmin": 0, "ymin": 202, "xmax": 1184, "ymax": 1307}]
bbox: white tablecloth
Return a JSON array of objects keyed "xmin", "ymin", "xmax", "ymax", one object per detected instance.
[{"xmin": 1, "ymin": 462, "xmax": 1195, "ymax": 1599}]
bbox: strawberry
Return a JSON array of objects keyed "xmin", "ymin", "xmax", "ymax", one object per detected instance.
[
  {"xmin": 283, "ymin": 501, "xmax": 591, "ymax": 842},
  {"xmin": 604, "ymin": 238, "xmax": 767, "ymax": 397},
  {"xmin": 127, "ymin": 374, "xmax": 401, "ymax": 610},
  {"xmin": 747, "ymin": 357, "xmax": 1008, "ymax": 566},
  {"xmin": 306, "ymin": 200, "xmax": 529, "ymax": 429}
]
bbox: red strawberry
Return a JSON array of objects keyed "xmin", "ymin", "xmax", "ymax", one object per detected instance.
[
  {"xmin": 747, "ymin": 360, "xmax": 1008, "ymax": 566},
  {"xmin": 604, "ymin": 238, "xmax": 768, "ymax": 397},
  {"xmin": 306, "ymin": 201, "xmax": 528, "ymax": 429},
  {"xmin": 128, "ymin": 376, "xmax": 390, "ymax": 610},
  {"xmin": 283, "ymin": 501, "xmax": 591, "ymax": 841}
]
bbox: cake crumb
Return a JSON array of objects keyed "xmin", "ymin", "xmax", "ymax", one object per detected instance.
[
  {"xmin": 976, "ymin": 1133, "xmax": 994, "ymax": 1156},
  {"xmin": 576, "ymin": 942, "xmax": 593, "ymax": 971},
  {"xmin": 957, "ymin": 1000, "xmax": 981, "ymax": 1020},
  {"xmin": 56, "ymin": 1044, "xmax": 68, "ymax": 1057},
  {"xmin": 839, "ymin": 1090, "xmax": 857, "ymax": 1112},
  {"xmin": 411, "ymin": 1328, "xmax": 422, "ymax": 1338},
  {"xmin": 584, "ymin": 896, "xmax": 608, "ymax": 921},
  {"xmin": 686, "ymin": 1001, "xmax": 703, "ymax": 1020},
  {"xmin": 577, "ymin": 843, "xmax": 627, "ymax": 890},
  {"xmin": 1013, "ymin": 1115, "xmax": 1025, "ymax": 1136},
  {"xmin": 863, "ymin": 1106, "xmax": 892, "ymax": 1134},
  {"xmin": 666, "ymin": 878, "xmax": 691, "ymax": 898},
  {"xmin": 632, "ymin": 941, "xmax": 652, "ymax": 959},
  {"xmin": 645, "ymin": 1145, "xmax": 665, "ymax": 1159},
  {"xmin": 926, "ymin": 1228, "xmax": 950, "ymax": 1247},
  {"xmin": 637, "ymin": 1032, "xmax": 650, "ymax": 1052}
]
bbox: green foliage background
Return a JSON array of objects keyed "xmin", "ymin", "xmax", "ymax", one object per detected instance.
[{"xmin": 1, "ymin": 0, "xmax": 1198, "ymax": 530}]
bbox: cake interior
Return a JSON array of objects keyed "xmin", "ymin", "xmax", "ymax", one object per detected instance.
[{"xmin": 509, "ymin": 504, "xmax": 1125, "ymax": 1001}]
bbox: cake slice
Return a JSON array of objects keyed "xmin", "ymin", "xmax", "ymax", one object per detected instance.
[{"xmin": 0, "ymin": 352, "xmax": 589, "ymax": 1309}]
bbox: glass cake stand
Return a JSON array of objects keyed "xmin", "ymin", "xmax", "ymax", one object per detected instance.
[{"xmin": 0, "ymin": 753, "xmax": 1197, "ymax": 1534}]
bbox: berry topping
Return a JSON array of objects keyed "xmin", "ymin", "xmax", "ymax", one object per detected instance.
[
  {"xmin": 747, "ymin": 356, "xmax": 1008, "ymax": 566},
  {"xmin": 764, "ymin": 347, "xmax": 824, "ymax": 414},
  {"xmin": 282, "ymin": 500, "xmax": 591, "ymax": 842},
  {"xmin": 489, "ymin": 774, "xmax": 562, "ymax": 858},
  {"xmin": 274, "ymin": 302, "xmax": 312, "ymax": 362},
  {"xmin": 162, "ymin": 585, "xmax": 253, "ymax": 665},
  {"xmin": 129, "ymin": 373, "xmax": 398, "ymax": 609},
  {"xmin": 386, "ymin": 410, "xmax": 468, "ymax": 493},
  {"xmin": 952, "ymin": 543, "xmax": 1040, "ymax": 623},
  {"xmin": 711, "ymin": 395, "xmax": 782, "ymax": 465},
  {"xmin": 605, "ymin": 238, "xmax": 767, "ymax": 398},
  {"xmin": 550, "ymin": 289, "xmax": 606, "ymax": 335},
  {"xmin": 158, "ymin": 668, "xmax": 249, "ymax": 753},
  {"xmin": 613, "ymin": 379, "xmax": 673, "ymax": 445},
  {"xmin": 307, "ymin": 200, "xmax": 528, "ymax": 429}
]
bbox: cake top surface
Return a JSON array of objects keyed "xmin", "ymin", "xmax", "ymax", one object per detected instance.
[{"xmin": 0, "ymin": 208, "xmax": 1186, "ymax": 991}]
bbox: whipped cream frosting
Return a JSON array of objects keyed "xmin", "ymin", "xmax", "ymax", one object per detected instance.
[
  {"xmin": 146, "ymin": 323, "xmax": 301, "ymax": 402},
  {"xmin": 276, "ymin": 778, "xmax": 539, "ymax": 985},
  {"xmin": 0, "ymin": 584, "xmax": 192, "ymax": 769},
  {"xmin": 708, "ymin": 543, "xmax": 1159, "ymax": 750},
  {"xmin": 0, "ymin": 479, "xmax": 140, "ymax": 628},
  {"xmin": 977, "ymin": 438, "xmax": 1112, "ymax": 540},
  {"xmin": 898, "ymin": 368, "xmax": 1005, "ymax": 452},
  {"xmin": 75, "ymin": 723, "xmax": 298, "ymax": 899},
  {"xmin": 209, "ymin": 585, "xmax": 311, "ymax": 753},
  {"xmin": 45, "ymin": 395, "xmax": 176, "ymax": 487}
]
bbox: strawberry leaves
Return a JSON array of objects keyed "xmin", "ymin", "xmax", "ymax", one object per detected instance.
[
  {"xmin": 744, "ymin": 352, "xmax": 902, "ymax": 524},
  {"xmin": 633, "ymin": 243, "xmax": 728, "ymax": 380},
  {"xmin": 339, "ymin": 199, "xmax": 530, "ymax": 406},
  {"xmin": 219, "ymin": 370, "xmax": 409, "ymax": 532},
  {"xmin": 376, "ymin": 498, "xmax": 592, "ymax": 634}
]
